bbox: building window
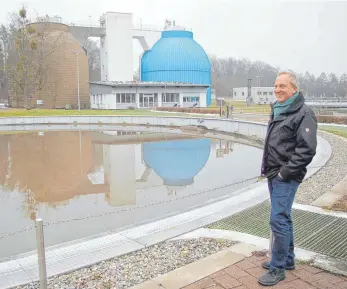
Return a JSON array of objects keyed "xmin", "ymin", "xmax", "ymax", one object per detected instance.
[
  {"xmin": 116, "ymin": 93, "xmax": 136, "ymax": 103},
  {"xmin": 183, "ymin": 96, "xmax": 200, "ymax": 102},
  {"xmin": 234, "ymin": 92, "xmax": 236, "ymax": 96},
  {"xmin": 162, "ymin": 93, "xmax": 179, "ymax": 102},
  {"xmin": 269, "ymin": 92, "xmax": 273, "ymax": 96},
  {"xmin": 257, "ymin": 91, "xmax": 262, "ymax": 95},
  {"xmin": 263, "ymin": 92, "xmax": 268, "ymax": 96},
  {"xmin": 242, "ymin": 92, "xmax": 245, "ymax": 96}
]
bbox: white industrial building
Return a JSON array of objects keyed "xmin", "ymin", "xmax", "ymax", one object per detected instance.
[
  {"xmin": 67, "ymin": 12, "xmax": 161, "ymax": 82},
  {"xmin": 66, "ymin": 11, "xmax": 212, "ymax": 109},
  {"xmin": 232, "ymin": 87, "xmax": 276, "ymax": 104},
  {"xmin": 89, "ymin": 81, "xmax": 209, "ymax": 109}
]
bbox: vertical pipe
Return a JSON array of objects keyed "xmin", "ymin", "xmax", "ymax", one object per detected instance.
[
  {"xmin": 219, "ymin": 98, "xmax": 222, "ymax": 118},
  {"xmin": 36, "ymin": 218, "xmax": 47, "ymax": 289},
  {"xmin": 77, "ymin": 53, "xmax": 80, "ymax": 111}
]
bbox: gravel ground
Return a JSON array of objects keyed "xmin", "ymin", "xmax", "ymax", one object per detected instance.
[
  {"xmin": 296, "ymin": 131, "xmax": 347, "ymax": 204},
  {"xmin": 15, "ymin": 238, "xmax": 237, "ymax": 289}
]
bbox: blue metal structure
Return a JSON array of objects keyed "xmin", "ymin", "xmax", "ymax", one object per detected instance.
[
  {"xmin": 143, "ymin": 138, "xmax": 211, "ymax": 186},
  {"xmin": 141, "ymin": 30, "xmax": 212, "ymax": 105}
]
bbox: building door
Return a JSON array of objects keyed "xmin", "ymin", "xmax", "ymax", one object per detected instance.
[{"xmin": 140, "ymin": 94, "xmax": 155, "ymax": 108}]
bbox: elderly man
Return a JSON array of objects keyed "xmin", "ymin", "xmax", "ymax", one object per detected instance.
[{"xmin": 259, "ymin": 71, "xmax": 317, "ymax": 286}]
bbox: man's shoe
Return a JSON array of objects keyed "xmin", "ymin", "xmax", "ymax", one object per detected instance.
[
  {"xmin": 258, "ymin": 269, "xmax": 285, "ymax": 286},
  {"xmin": 262, "ymin": 261, "xmax": 295, "ymax": 271}
]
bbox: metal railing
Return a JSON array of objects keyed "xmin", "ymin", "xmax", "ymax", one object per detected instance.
[{"xmin": 0, "ymin": 174, "xmax": 261, "ymax": 289}]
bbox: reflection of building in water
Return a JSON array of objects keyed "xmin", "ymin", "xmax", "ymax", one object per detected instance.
[
  {"xmin": 143, "ymin": 139, "xmax": 211, "ymax": 195},
  {"xmin": 0, "ymin": 132, "xmax": 94, "ymax": 200},
  {"xmin": 0, "ymin": 132, "xmax": 96, "ymax": 217},
  {"xmin": 102, "ymin": 144, "xmax": 136, "ymax": 206},
  {"xmin": 0, "ymin": 131, "xmax": 233, "ymax": 217},
  {"xmin": 216, "ymin": 140, "xmax": 234, "ymax": 158}
]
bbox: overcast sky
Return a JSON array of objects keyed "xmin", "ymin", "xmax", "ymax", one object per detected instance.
[{"xmin": 1, "ymin": 0, "xmax": 346, "ymax": 77}]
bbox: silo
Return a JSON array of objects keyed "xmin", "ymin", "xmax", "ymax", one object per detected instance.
[
  {"xmin": 141, "ymin": 28, "xmax": 212, "ymax": 105},
  {"xmin": 8, "ymin": 22, "xmax": 89, "ymax": 109}
]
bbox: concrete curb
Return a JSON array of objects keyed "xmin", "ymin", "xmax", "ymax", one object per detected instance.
[
  {"xmin": 172, "ymin": 228, "xmax": 347, "ymax": 278},
  {"xmin": 128, "ymin": 244, "xmax": 246, "ymax": 289},
  {"xmin": 312, "ymin": 131, "xmax": 347, "ymax": 209}
]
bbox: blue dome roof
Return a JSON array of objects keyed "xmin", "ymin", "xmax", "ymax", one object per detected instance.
[
  {"xmin": 142, "ymin": 30, "xmax": 210, "ymax": 72},
  {"xmin": 143, "ymin": 138, "xmax": 211, "ymax": 186},
  {"xmin": 141, "ymin": 29, "xmax": 212, "ymax": 105}
]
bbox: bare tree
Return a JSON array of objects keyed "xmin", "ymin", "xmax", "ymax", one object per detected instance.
[
  {"xmin": 0, "ymin": 24, "xmax": 14, "ymax": 103},
  {"xmin": 5, "ymin": 7, "xmax": 64, "ymax": 108},
  {"xmin": 5, "ymin": 7, "xmax": 38, "ymax": 107},
  {"xmin": 133, "ymin": 68, "xmax": 140, "ymax": 81},
  {"xmin": 84, "ymin": 39, "xmax": 101, "ymax": 82},
  {"xmin": 0, "ymin": 43, "xmax": 6, "ymax": 101}
]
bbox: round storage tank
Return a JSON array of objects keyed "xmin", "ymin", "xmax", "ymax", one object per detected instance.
[
  {"xmin": 141, "ymin": 29, "xmax": 212, "ymax": 106},
  {"xmin": 8, "ymin": 22, "xmax": 89, "ymax": 109}
]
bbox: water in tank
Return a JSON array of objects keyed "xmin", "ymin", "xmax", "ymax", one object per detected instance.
[{"xmin": 141, "ymin": 28, "xmax": 212, "ymax": 105}]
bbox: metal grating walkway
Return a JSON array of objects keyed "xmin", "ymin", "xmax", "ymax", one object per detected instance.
[{"xmin": 207, "ymin": 201, "xmax": 347, "ymax": 260}]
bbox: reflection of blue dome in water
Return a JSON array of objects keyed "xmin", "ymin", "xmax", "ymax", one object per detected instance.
[{"xmin": 143, "ymin": 138, "xmax": 211, "ymax": 186}]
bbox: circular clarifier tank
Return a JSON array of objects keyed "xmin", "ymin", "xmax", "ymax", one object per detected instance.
[{"xmin": 0, "ymin": 129, "xmax": 262, "ymax": 258}]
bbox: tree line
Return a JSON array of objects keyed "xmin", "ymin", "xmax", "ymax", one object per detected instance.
[{"xmin": 210, "ymin": 56, "xmax": 347, "ymax": 99}]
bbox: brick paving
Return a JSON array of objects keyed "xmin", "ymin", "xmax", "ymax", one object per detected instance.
[{"xmin": 182, "ymin": 252, "xmax": 347, "ymax": 289}]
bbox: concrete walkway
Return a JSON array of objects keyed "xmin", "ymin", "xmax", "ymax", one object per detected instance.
[
  {"xmin": 182, "ymin": 254, "xmax": 347, "ymax": 289},
  {"xmin": 128, "ymin": 244, "xmax": 347, "ymax": 289}
]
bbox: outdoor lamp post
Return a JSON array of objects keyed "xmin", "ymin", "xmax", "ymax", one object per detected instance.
[{"xmin": 70, "ymin": 49, "xmax": 83, "ymax": 111}]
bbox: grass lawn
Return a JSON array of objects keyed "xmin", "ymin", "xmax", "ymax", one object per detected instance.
[
  {"xmin": 211, "ymin": 99, "xmax": 269, "ymax": 107},
  {"xmin": 210, "ymin": 100, "xmax": 271, "ymax": 114},
  {"xmin": 319, "ymin": 126, "xmax": 347, "ymax": 139}
]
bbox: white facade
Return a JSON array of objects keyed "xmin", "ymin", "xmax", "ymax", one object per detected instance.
[
  {"xmin": 97, "ymin": 12, "xmax": 161, "ymax": 82},
  {"xmin": 232, "ymin": 87, "xmax": 276, "ymax": 104},
  {"xmin": 90, "ymin": 82, "xmax": 208, "ymax": 109},
  {"xmin": 99, "ymin": 13, "xmax": 134, "ymax": 82}
]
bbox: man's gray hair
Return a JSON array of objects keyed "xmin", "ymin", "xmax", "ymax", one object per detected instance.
[{"xmin": 277, "ymin": 71, "xmax": 300, "ymax": 91}]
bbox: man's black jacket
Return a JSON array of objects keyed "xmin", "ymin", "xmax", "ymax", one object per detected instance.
[{"xmin": 261, "ymin": 93, "xmax": 318, "ymax": 183}]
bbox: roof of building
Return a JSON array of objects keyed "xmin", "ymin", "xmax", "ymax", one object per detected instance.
[
  {"xmin": 141, "ymin": 30, "xmax": 210, "ymax": 73},
  {"xmin": 89, "ymin": 81, "xmax": 210, "ymax": 87}
]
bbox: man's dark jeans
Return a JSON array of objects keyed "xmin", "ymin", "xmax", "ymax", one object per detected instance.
[{"xmin": 268, "ymin": 176, "xmax": 299, "ymax": 270}]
